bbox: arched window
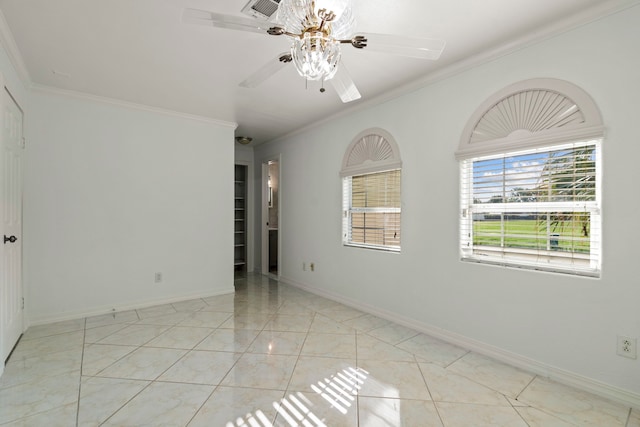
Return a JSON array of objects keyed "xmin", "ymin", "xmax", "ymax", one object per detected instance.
[
  {"xmin": 456, "ymin": 78, "xmax": 603, "ymax": 277},
  {"xmin": 341, "ymin": 128, "xmax": 402, "ymax": 251}
]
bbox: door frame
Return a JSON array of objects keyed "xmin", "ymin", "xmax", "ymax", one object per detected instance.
[{"xmin": 261, "ymin": 156, "xmax": 281, "ymax": 277}]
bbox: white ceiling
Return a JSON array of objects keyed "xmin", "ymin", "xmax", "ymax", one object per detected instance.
[{"xmin": 0, "ymin": 0, "xmax": 634, "ymax": 144}]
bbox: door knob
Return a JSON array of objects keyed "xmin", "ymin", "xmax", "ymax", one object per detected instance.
[{"xmin": 3, "ymin": 235, "xmax": 17, "ymax": 244}]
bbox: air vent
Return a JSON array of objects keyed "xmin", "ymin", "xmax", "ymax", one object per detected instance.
[{"xmin": 241, "ymin": 0, "xmax": 281, "ymax": 19}]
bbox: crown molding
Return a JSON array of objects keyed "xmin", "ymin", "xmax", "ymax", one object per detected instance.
[
  {"xmin": 393, "ymin": 0, "xmax": 640, "ymax": 100},
  {"xmin": 31, "ymin": 83, "xmax": 238, "ymax": 129},
  {"xmin": 0, "ymin": 7, "xmax": 236, "ymax": 128},
  {"xmin": 263, "ymin": 0, "xmax": 639, "ymax": 147},
  {"xmin": 2, "ymin": 0, "xmax": 637, "ymax": 143},
  {"xmin": 0, "ymin": 8, "xmax": 31, "ymax": 86}
]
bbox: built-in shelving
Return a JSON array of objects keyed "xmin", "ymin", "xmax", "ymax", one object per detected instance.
[{"xmin": 234, "ymin": 165, "xmax": 248, "ymax": 272}]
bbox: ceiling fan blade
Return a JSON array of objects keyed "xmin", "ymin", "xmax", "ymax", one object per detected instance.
[
  {"xmin": 330, "ymin": 63, "xmax": 361, "ymax": 103},
  {"xmin": 182, "ymin": 8, "xmax": 271, "ymax": 35},
  {"xmin": 356, "ymin": 33, "xmax": 445, "ymax": 60},
  {"xmin": 240, "ymin": 53, "xmax": 292, "ymax": 88}
]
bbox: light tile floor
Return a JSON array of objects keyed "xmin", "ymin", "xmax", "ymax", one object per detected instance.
[{"xmin": 1, "ymin": 274, "xmax": 637, "ymax": 426}]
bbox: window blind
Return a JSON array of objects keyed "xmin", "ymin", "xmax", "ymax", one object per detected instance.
[
  {"xmin": 343, "ymin": 169, "xmax": 401, "ymax": 251},
  {"xmin": 460, "ymin": 140, "xmax": 601, "ymax": 277}
]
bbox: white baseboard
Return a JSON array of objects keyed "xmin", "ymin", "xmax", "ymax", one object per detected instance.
[
  {"xmin": 27, "ymin": 287, "xmax": 235, "ymax": 327},
  {"xmin": 280, "ymin": 275, "xmax": 640, "ymax": 410}
]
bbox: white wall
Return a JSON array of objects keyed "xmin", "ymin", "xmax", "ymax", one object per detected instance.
[
  {"xmin": 25, "ymin": 90, "xmax": 236, "ymax": 323},
  {"xmin": 254, "ymin": 5, "xmax": 640, "ymax": 402},
  {"xmin": 235, "ymin": 144, "xmax": 254, "ymax": 164}
]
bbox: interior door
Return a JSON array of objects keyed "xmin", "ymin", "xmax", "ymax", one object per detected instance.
[{"xmin": 1, "ymin": 87, "xmax": 24, "ymax": 363}]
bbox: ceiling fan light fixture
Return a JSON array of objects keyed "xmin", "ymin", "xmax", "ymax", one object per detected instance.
[
  {"xmin": 187, "ymin": 0, "xmax": 445, "ymax": 103},
  {"xmin": 291, "ymin": 33, "xmax": 341, "ymax": 80},
  {"xmin": 274, "ymin": 0, "xmax": 355, "ymax": 81}
]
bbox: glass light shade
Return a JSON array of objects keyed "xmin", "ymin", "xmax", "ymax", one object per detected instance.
[
  {"xmin": 275, "ymin": 0, "xmax": 314, "ymax": 34},
  {"xmin": 291, "ymin": 32, "xmax": 341, "ymax": 81},
  {"xmin": 328, "ymin": 5, "xmax": 355, "ymax": 40},
  {"xmin": 275, "ymin": 0, "xmax": 355, "ymax": 39},
  {"xmin": 314, "ymin": 0, "xmax": 349, "ymax": 19}
]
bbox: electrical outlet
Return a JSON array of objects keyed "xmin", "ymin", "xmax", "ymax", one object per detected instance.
[
  {"xmin": 302, "ymin": 262, "xmax": 306, "ymax": 271},
  {"xmin": 154, "ymin": 272, "xmax": 162, "ymax": 283},
  {"xmin": 617, "ymin": 335, "xmax": 637, "ymax": 359},
  {"xmin": 310, "ymin": 262, "xmax": 315, "ymax": 272}
]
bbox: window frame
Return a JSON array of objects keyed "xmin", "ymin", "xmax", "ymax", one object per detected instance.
[
  {"xmin": 343, "ymin": 169, "xmax": 402, "ymax": 252},
  {"xmin": 341, "ymin": 128, "xmax": 402, "ymax": 252},
  {"xmin": 459, "ymin": 140, "xmax": 602, "ymax": 277},
  {"xmin": 456, "ymin": 78, "xmax": 605, "ymax": 278}
]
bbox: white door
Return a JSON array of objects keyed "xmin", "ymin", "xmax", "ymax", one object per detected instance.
[{"xmin": 1, "ymin": 87, "xmax": 24, "ymax": 363}]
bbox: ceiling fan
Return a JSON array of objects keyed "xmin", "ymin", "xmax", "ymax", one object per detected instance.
[{"xmin": 183, "ymin": 0, "xmax": 445, "ymax": 103}]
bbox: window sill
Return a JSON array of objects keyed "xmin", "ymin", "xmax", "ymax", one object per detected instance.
[
  {"xmin": 460, "ymin": 255, "xmax": 600, "ymax": 278},
  {"xmin": 343, "ymin": 243, "xmax": 401, "ymax": 253}
]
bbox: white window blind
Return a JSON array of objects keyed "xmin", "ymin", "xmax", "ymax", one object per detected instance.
[
  {"xmin": 343, "ymin": 169, "xmax": 401, "ymax": 251},
  {"xmin": 460, "ymin": 140, "xmax": 601, "ymax": 277}
]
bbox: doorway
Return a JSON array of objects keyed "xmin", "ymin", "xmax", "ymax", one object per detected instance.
[
  {"xmin": 262, "ymin": 158, "xmax": 280, "ymax": 277},
  {"xmin": 1, "ymin": 85, "xmax": 24, "ymax": 366}
]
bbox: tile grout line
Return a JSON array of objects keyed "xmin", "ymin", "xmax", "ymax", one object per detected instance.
[
  {"xmin": 181, "ymin": 282, "xmax": 286, "ymax": 425},
  {"xmin": 84, "ymin": 309, "xmax": 159, "ymax": 425},
  {"xmin": 97, "ymin": 379, "xmax": 155, "ymax": 425},
  {"xmin": 624, "ymin": 407, "xmax": 632, "ymax": 427},
  {"xmin": 416, "ymin": 361, "xmax": 447, "ymax": 427},
  {"xmin": 276, "ymin": 307, "xmax": 317, "ymax": 426},
  {"xmin": 507, "ymin": 393, "xmax": 532, "ymax": 427},
  {"xmin": 88, "ymin": 308, "xmax": 183, "ymax": 423},
  {"xmin": 184, "ymin": 384, "xmax": 220, "ymax": 427},
  {"xmin": 74, "ymin": 316, "xmax": 88, "ymax": 427},
  {"xmin": 443, "ymin": 350, "xmax": 471, "ymax": 369},
  {"xmin": 515, "ymin": 374, "xmax": 538, "ymax": 402},
  {"xmin": 95, "ymin": 304, "xmax": 217, "ymax": 426},
  {"xmin": 248, "ymin": 279, "xmax": 293, "ymax": 426}
]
